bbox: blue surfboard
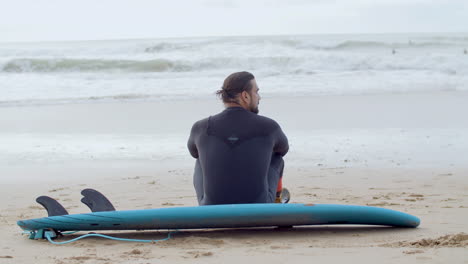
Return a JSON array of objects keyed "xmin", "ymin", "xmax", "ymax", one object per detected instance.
[{"xmin": 17, "ymin": 203, "xmax": 420, "ymax": 233}]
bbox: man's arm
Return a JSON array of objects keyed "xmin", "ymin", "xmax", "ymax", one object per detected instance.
[
  {"xmin": 273, "ymin": 125, "xmax": 289, "ymax": 157},
  {"xmin": 187, "ymin": 122, "xmax": 199, "ymax": 159}
]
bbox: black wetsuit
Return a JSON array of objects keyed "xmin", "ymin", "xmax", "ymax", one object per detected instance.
[{"xmin": 187, "ymin": 106, "xmax": 289, "ymax": 205}]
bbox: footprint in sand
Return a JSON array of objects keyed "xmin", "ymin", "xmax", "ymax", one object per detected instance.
[
  {"xmin": 49, "ymin": 187, "xmax": 68, "ymax": 192},
  {"xmin": 270, "ymin": 245, "xmax": 293, "ymax": 250},
  {"xmin": 28, "ymin": 205, "xmax": 43, "ymax": 210},
  {"xmin": 125, "ymin": 249, "xmax": 143, "ymax": 255},
  {"xmin": 161, "ymin": 202, "xmax": 184, "ymax": 206},
  {"xmin": 385, "ymin": 233, "xmax": 468, "ymax": 248},
  {"xmin": 366, "ymin": 202, "xmax": 400, "ymax": 206},
  {"xmin": 185, "ymin": 251, "xmax": 214, "ymax": 258}
]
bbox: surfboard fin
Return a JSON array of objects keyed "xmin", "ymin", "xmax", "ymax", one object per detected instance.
[
  {"xmin": 36, "ymin": 196, "xmax": 69, "ymax": 216},
  {"xmin": 81, "ymin": 188, "xmax": 116, "ymax": 212}
]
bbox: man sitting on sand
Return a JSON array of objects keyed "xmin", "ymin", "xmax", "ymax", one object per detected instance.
[{"xmin": 187, "ymin": 71, "xmax": 289, "ymax": 205}]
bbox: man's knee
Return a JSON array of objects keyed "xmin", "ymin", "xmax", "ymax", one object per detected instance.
[{"xmin": 270, "ymin": 154, "xmax": 284, "ymax": 176}]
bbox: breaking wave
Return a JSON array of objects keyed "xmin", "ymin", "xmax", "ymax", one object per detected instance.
[
  {"xmin": 1, "ymin": 56, "xmax": 305, "ymax": 73},
  {"xmin": 144, "ymin": 42, "xmax": 196, "ymax": 53},
  {"xmin": 142, "ymin": 37, "xmax": 466, "ymax": 53},
  {"xmin": 1, "ymin": 58, "xmax": 194, "ymax": 73},
  {"xmin": 304, "ymin": 40, "xmax": 463, "ymax": 50},
  {"xmin": 2, "ymin": 54, "xmax": 463, "ymax": 74}
]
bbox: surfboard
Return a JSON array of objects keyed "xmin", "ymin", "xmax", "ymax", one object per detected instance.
[{"xmin": 18, "ymin": 203, "xmax": 420, "ymax": 234}]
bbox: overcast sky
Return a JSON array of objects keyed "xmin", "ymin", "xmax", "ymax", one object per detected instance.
[{"xmin": 1, "ymin": 0, "xmax": 467, "ymax": 42}]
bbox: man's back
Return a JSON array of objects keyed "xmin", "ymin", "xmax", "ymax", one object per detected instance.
[{"xmin": 188, "ymin": 106, "xmax": 288, "ymax": 205}]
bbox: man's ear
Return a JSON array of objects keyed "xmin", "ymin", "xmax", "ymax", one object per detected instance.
[{"xmin": 242, "ymin": 91, "xmax": 250, "ymax": 101}]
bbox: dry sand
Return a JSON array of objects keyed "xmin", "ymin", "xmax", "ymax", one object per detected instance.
[{"xmin": 1, "ymin": 92, "xmax": 467, "ymax": 263}]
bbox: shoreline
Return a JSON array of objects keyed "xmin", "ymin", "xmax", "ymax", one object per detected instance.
[{"xmin": 1, "ymin": 91, "xmax": 467, "ymax": 184}]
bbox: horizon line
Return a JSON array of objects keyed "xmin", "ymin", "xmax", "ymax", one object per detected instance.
[{"xmin": 1, "ymin": 31, "xmax": 467, "ymax": 45}]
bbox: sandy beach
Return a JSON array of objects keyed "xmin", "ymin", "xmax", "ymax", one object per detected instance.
[{"xmin": 1, "ymin": 92, "xmax": 467, "ymax": 263}]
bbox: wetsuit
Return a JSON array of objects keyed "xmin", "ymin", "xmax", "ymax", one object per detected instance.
[{"xmin": 187, "ymin": 106, "xmax": 289, "ymax": 205}]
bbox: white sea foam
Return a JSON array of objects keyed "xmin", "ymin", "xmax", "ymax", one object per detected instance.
[{"xmin": 1, "ymin": 33, "xmax": 467, "ymax": 106}]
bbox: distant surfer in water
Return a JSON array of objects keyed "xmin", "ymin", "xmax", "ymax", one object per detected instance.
[{"xmin": 187, "ymin": 71, "xmax": 289, "ymax": 205}]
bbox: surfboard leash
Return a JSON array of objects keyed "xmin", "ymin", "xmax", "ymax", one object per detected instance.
[{"xmin": 23, "ymin": 229, "xmax": 179, "ymax": 245}]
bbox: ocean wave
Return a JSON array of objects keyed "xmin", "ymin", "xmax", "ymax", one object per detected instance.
[
  {"xmin": 143, "ymin": 37, "xmax": 464, "ymax": 53},
  {"xmin": 1, "ymin": 52, "xmax": 465, "ymax": 74},
  {"xmin": 0, "ymin": 56, "xmax": 305, "ymax": 73},
  {"xmin": 144, "ymin": 42, "xmax": 196, "ymax": 53},
  {"xmin": 314, "ymin": 40, "xmax": 460, "ymax": 50},
  {"xmin": 423, "ymin": 36, "xmax": 468, "ymax": 42},
  {"xmin": 143, "ymin": 37, "xmax": 297, "ymax": 53},
  {"xmin": 1, "ymin": 58, "xmax": 192, "ymax": 73}
]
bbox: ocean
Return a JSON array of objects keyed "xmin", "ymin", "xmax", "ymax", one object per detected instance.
[
  {"xmin": 1, "ymin": 33, "xmax": 467, "ymax": 179},
  {"xmin": 1, "ymin": 33, "xmax": 467, "ymax": 106}
]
